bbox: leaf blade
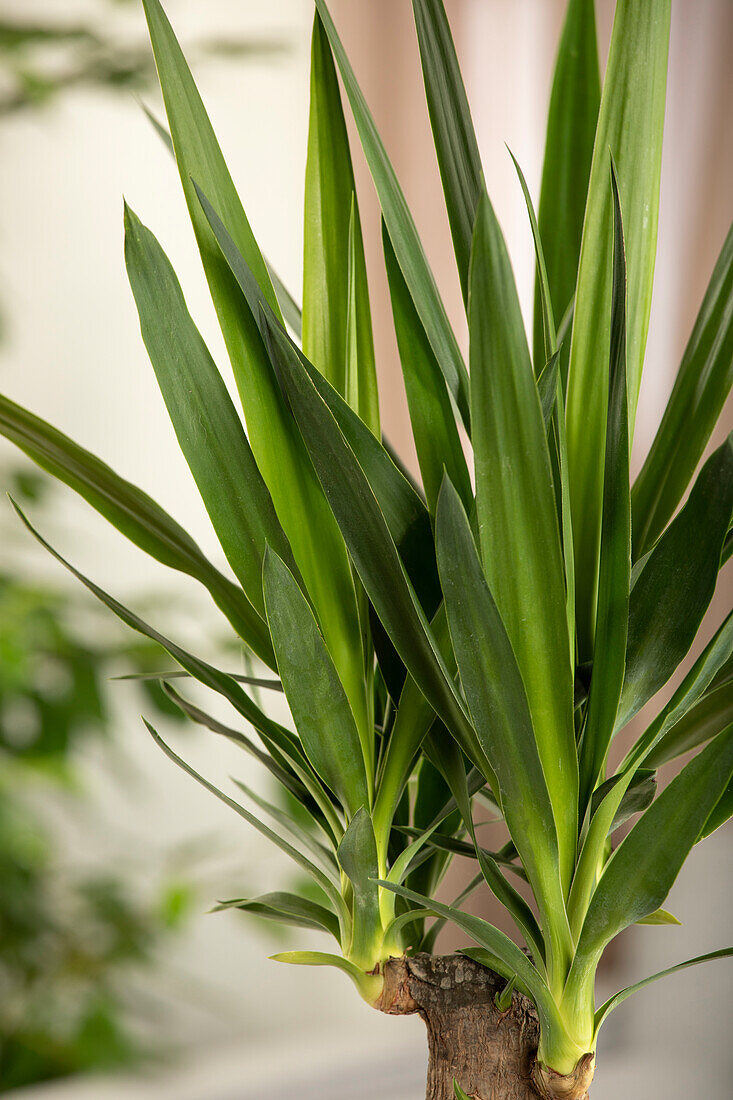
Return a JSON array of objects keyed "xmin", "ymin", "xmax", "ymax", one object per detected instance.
[
  {"xmin": 618, "ymin": 435, "xmax": 733, "ymax": 729},
  {"xmin": 566, "ymin": 0, "xmax": 671, "ymax": 658},
  {"xmin": 303, "ymin": 13, "xmax": 378, "ymax": 435},
  {"xmin": 124, "ymin": 203, "xmax": 292, "ymax": 620},
  {"xmin": 411, "ymin": 0, "xmax": 483, "ymax": 303},
  {"xmin": 313, "ymin": 0, "xmax": 470, "ymax": 432},
  {"xmin": 469, "ymin": 191, "xmax": 576, "ymax": 889},
  {"xmin": 0, "ymin": 391, "xmax": 274, "ymax": 665},
  {"xmin": 578, "ymin": 162, "xmax": 631, "ymax": 808},
  {"xmin": 632, "ymin": 222, "xmax": 733, "ymax": 556},
  {"xmin": 534, "ymin": 0, "xmax": 600, "ymax": 378},
  {"xmin": 263, "ymin": 547, "xmax": 370, "ymax": 815}
]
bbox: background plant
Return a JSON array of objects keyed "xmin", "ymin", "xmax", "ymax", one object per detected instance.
[
  {"xmin": 0, "ymin": 0, "xmax": 731, "ymax": 1096},
  {"xmin": 0, "ymin": 469, "xmax": 197, "ymax": 1092}
]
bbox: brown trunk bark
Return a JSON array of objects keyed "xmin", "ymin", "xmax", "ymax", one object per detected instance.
[{"xmin": 377, "ymin": 954, "xmax": 593, "ymax": 1100}]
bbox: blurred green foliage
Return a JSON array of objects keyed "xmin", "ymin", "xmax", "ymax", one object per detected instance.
[
  {"xmin": 0, "ymin": 1, "xmax": 286, "ymax": 116},
  {"xmin": 0, "ymin": 471, "xmax": 194, "ymax": 1091}
]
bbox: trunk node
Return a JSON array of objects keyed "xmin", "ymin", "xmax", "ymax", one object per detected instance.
[{"xmin": 378, "ymin": 954, "xmax": 593, "ymax": 1100}]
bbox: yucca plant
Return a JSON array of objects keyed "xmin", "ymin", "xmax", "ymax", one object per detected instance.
[{"xmin": 1, "ymin": 0, "xmax": 731, "ymax": 1096}]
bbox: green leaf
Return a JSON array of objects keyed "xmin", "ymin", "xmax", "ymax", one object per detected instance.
[
  {"xmin": 160, "ymin": 682, "xmax": 310, "ymax": 809},
  {"xmin": 589, "ymin": 770, "xmax": 656, "ymax": 835},
  {"xmin": 537, "ymin": 352, "xmax": 561, "ymax": 429},
  {"xmin": 397, "ymin": 829, "xmax": 526, "ymax": 881},
  {"xmin": 382, "ymin": 223, "xmax": 471, "ymax": 515},
  {"xmin": 337, "ymin": 809, "xmax": 381, "ymax": 969},
  {"xmin": 435, "ymin": 477, "xmax": 571, "ymax": 983},
  {"xmin": 632, "ymin": 222, "xmax": 733, "ymax": 557},
  {"xmin": 566, "ymin": 0, "xmax": 671, "ymax": 659},
  {"xmin": 635, "ymin": 907, "xmax": 681, "ymax": 927},
  {"xmin": 114, "ymin": 669, "xmax": 282, "ymax": 690},
  {"xmin": 568, "ymin": 725, "xmax": 733, "ymax": 1003},
  {"xmin": 145, "ymin": 720, "xmax": 351, "ymax": 937},
  {"xmin": 594, "ymin": 948, "xmax": 733, "ymax": 1036},
  {"xmin": 411, "ymin": 0, "xmax": 482, "ymax": 304},
  {"xmin": 344, "ymin": 202, "xmax": 380, "ymax": 434},
  {"xmin": 283, "ymin": 336, "xmax": 440, "ymax": 615},
  {"xmin": 230, "ymin": 777, "xmax": 338, "ymax": 877},
  {"xmin": 617, "ymin": 436, "xmax": 733, "ymax": 729},
  {"xmin": 214, "ymin": 892, "xmax": 340, "ymax": 940},
  {"xmin": 303, "ymin": 13, "xmax": 378, "ymax": 435},
  {"xmin": 142, "ymin": 0, "xmax": 279, "ymax": 317},
  {"xmin": 263, "ymin": 547, "xmax": 370, "ymax": 815},
  {"xmin": 0, "ymin": 391, "xmax": 274, "ymax": 665},
  {"xmin": 142, "ymin": 83, "xmax": 302, "ymax": 344},
  {"xmin": 313, "ymin": 0, "xmax": 469, "ymax": 432},
  {"xmin": 507, "ymin": 151, "xmax": 576, "ymax": 655},
  {"xmin": 269, "ymin": 951, "xmax": 382, "ymax": 1003},
  {"xmin": 453, "ymin": 1081, "xmax": 471, "ymax": 1100},
  {"xmin": 509, "ymin": 149, "xmax": 557, "ymax": 368},
  {"xmin": 579, "ymin": 163, "xmax": 631, "ymax": 809},
  {"xmin": 534, "ymin": 0, "xmax": 600, "ymax": 378},
  {"xmin": 701, "ymin": 774, "xmax": 733, "ymax": 839},
  {"xmin": 124, "ymin": 203, "xmax": 293, "ymax": 621},
  {"xmin": 495, "ymin": 975, "xmax": 517, "ymax": 1013},
  {"xmin": 625, "ymin": 611, "xmax": 733, "ymax": 771},
  {"xmin": 469, "ymin": 191, "xmax": 576, "ymax": 891},
  {"xmin": 643, "ymin": 682, "xmax": 733, "ymax": 770}
]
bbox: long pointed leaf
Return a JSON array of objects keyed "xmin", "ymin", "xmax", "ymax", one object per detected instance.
[
  {"xmin": 313, "ymin": 0, "xmax": 469, "ymax": 432},
  {"xmin": 344, "ymin": 202, "xmax": 380, "ymax": 434},
  {"xmin": 257, "ymin": 307, "xmax": 491, "ymax": 782},
  {"xmin": 624, "ymin": 611, "xmax": 733, "ymax": 771},
  {"xmin": 579, "ymin": 163, "xmax": 631, "ymax": 808},
  {"xmin": 633, "ymin": 222, "xmax": 733, "ymax": 556},
  {"xmin": 124, "ymin": 204, "xmax": 293, "ymax": 620},
  {"xmin": 382, "ymin": 223, "xmax": 471, "ymax": 515},
  {"xmin": 411, "ymin": 0, "xmax": 482, "ymax": 303},
  {"xmin": 0, "ymin": 392, "xmax": 273, "ymax": 665},
  {"xmin": 145, "ymin": 720, "xmax": 350, "ymax": 937},
  {"xmin": 644, "ymin": 682, "xmax": 733, "ymax": 771},
  {"xmin": 214, "ymin": 892, "xmax": 340, "ymax": 941},
  {"xmin": 263, "ymin": 547, "xmax": 370, "ymax": 814},
  {"xmin": 534, "ymin": 0, "xmax": 600, "ymax": 378},
  {"xmin": 303, "ymin": 13, "xmax": 378, "ymax": 436},
  {"xmin": 142, "ymin": 0, "xmax": 279, "ymax": 316},
  {"xmin": 594, "ymin": 948, "xmax": 733, "ymax": 1036},
  {"xmin": 618, "ymin": 435, "xmax": 733, "ymax": 729},
  {"xmin": 469, "ymin": 191, "xmax": 576, "ymax": 889},
  {"xmin": 566, "ymin": 0, "xmax": 671, "ymax": 658},
  {"xmin": 337, "ymin": 809, "xmax": 381, "ymax": 969},
  {"xmin": 568, "ymin": 725, "xmax": 733, "ymax": 1004}
]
